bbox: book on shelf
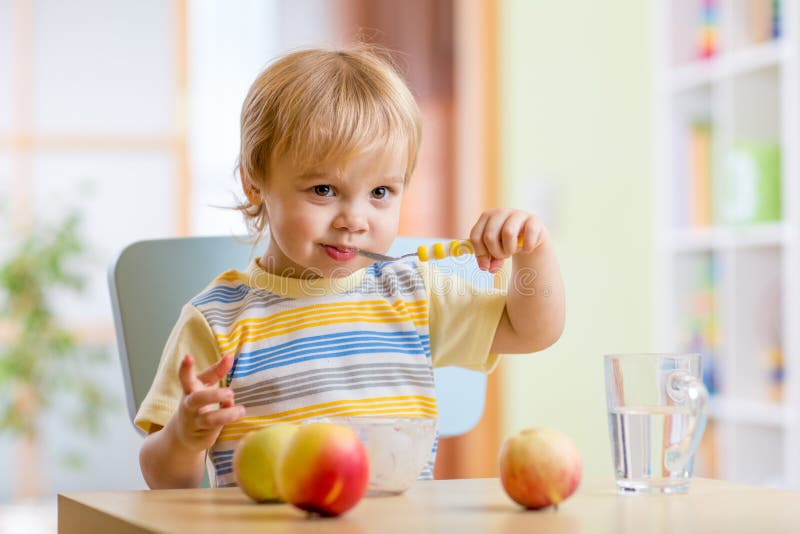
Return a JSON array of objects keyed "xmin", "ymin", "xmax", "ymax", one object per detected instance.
[
  {"xmin": 748, "ymin": 0, "xmax": 783, "ymax": 43},
  {"xmin": 764, "ymin": 345, "xmax": 784, "ymax": 402},
  {"xmin": 677, "ymin": 253, "xmax": 718, "ymax": 394},
  {"xmin": 695, "ymin": 419, "xmax": 718, "ymax": 478},
  {"xmin": 688, "ymin": 122, "xmax": 712, "ymax": 228},
  {"xmin": 772, "ymin": 0, "xmax": 782, "ymax": 39},
  {"xmin": 694, "ymin": 0, "xmax": 781, "ymax": 60},
  {"xmin": 685, "ymin": 124, "xmax": 781, "ymax": 228},
  {"xmin": 676, "ymin": 252, "xmax": 784, "ymax": 404},
  {"xmin": 697, "ymin": 0, "xmax": 719, "ymax": 59},
  {"xmin": 760, "ymin": 277, "xmax": 784, "ymax": 403}
]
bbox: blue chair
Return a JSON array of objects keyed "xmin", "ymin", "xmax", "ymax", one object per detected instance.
[{"xmin": 108, "ymin": 236, "xmax": 490, "ymax": 440}]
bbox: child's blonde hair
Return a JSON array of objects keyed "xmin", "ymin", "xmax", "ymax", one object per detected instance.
[{"xmin": 237, "ymin": 46, "xmax": 422, "ymax": 237}]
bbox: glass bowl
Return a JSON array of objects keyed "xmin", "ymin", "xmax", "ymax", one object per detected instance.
[{"xmin": 309, "ymin": 416, "xmax": 437, "ymax": 495}]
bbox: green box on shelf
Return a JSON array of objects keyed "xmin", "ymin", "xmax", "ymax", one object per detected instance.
[{"xmin": 717, "ymin": 141, "xmax": 781, "ymax": 225}]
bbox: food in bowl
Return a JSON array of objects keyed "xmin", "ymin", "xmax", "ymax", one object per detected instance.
[{"xmin": 308, "ymin": 416, "xmax": 437, "ymax": 495}]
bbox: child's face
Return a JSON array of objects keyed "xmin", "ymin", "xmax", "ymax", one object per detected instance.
[{"xmin": 260, "ymin": 142, "xmax": 407, "ymax": 279}]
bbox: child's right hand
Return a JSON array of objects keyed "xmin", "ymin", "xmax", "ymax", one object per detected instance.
[{"xmin": 172, "ymin": 353, "xmax": 245, "ymax": 452}]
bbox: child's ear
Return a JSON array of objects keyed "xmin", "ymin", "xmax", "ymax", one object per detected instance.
[{"xmin": 240, "ymin": 166, "xmax": 262, "ymax": 205}]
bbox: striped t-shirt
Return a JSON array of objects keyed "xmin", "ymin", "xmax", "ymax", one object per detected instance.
[{"xmin": 135, "ymin": 258, "xmax": 506, "ymax": 487}]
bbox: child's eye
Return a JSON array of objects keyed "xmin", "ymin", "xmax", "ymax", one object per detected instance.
[
  {"xmin": 372, "ymin": 186, "xmax": 391, "ymax": 200},
  {"xmin": 312, "ymin": 185, "xmax": 334, "ymax": 197}
]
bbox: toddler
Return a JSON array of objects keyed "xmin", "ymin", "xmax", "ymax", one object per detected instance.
[{"xmin": 135, "ymin": 46, "xmax": 565, "ymax": 489}]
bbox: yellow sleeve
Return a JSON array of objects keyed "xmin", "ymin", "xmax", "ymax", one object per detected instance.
[
  {"xmin": 419, "ymin": 262, "xmax": 507, "ymax": 373},
  {"xmin": 133, "ymin": 304, "xmax": 222, "ymax": 433}
]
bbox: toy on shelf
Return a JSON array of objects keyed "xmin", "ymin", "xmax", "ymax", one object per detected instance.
[{"xmin": 719, "ymin": 141, "xmax": 781, "ymax": 225}]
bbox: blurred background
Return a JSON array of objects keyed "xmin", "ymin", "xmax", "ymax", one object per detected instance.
[{"xmin": 0, "ymin": 0, "xmax": 796, "ymax": 521}]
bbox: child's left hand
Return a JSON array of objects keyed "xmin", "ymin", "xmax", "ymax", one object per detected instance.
[{"xmin": 469, "ymin": 208, "xmax": 546, "ymax": 273}]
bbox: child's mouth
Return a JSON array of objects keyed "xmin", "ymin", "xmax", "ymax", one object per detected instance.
[{"xmin": 322, "ymin": 244, "xmax": 357, "ymax": 262}]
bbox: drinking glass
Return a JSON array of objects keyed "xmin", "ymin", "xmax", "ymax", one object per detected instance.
[{"xmin": 604, "ymin": 353, "xmax": 708, "ymax": 494}]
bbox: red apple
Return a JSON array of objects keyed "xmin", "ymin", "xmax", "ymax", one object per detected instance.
[
  {"xmin": 277, "ymin": 422, "xmax": 369, "ymax": 517},
  {"xmin": 234, "ymin": 422, "xmax": 298, "ymax": 502},
  {"xmin": 498, "ymin": 427, "xmax": 582, "ymax": 509}
]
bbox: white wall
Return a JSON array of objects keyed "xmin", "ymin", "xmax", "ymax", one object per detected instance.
[{"xmin": 499, "ymin": 0, "xmax": 653, "ymax": 480}]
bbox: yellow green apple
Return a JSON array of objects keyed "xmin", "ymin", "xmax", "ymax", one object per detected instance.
[
  {"xmin": 277, "ymin": 422, "xmax": 369, "ymax": 516},
  {"xmin": 498, "ymin": 427, "xmax": 582, "ymax": 509},
  {"xmin": 234, "ymin": 422, "xmax": 298, "ymax": 502}
]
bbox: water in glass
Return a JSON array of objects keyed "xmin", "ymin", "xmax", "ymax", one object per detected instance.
[{"xmin": 608, "ymin": 405, "xmax": 694, "ymax": 494}]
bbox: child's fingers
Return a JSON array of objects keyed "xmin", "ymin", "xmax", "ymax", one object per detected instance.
[
  {"xmin": 488, "ymin": 257, "xmax": 505, "ymax": 273},
  {"xmin": 196, "ymin": 353, "xmax": 234, "ymax": 387},
  {"xmin": 194, "ymin": 405, "xmax": 246, "ymax": 430},
  {"xmin": 481, "ymin": 212, "xmax": 512, "ymax": 259},
  {"xmin": 178, "ymin": 354, "xmax": 201, "ymax": 395},
  {"xmin": 220, "ymin": 394, "xmax": 234, "ymax": 409},
  {"xmin": 184, "ymin": 387, "xmax": 233, "ymax": 412},
  {"xmin": 522, "ymin": 216, "xmax": 544, "ymax": 252},
  {"xmin": 469, "ymin": 213, "xmax": 491, "ymax": 271},
  {"xmin": 500, "ymin": 212, "xmax": 529, "ymax": 256}
]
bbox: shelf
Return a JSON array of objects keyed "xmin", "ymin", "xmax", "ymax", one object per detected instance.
[
  {"xmin": 669, "ymin": 40, "xmax": 788, "ymax": 93},
  {"xmin": 708, "ymin": 396, "xmax": 789, "ymax": 428},
  {"xmin": 658, "ymin": 0, "xmax": 800, "ymax": 490},
  {"xmin": 668, "ymin": 223, "xmax": 785, "ymax": 252}
]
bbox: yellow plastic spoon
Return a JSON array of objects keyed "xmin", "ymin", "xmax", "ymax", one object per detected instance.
[{"xmin": 350, "ymin": 236, "xmax": 524, "ymax": 263}]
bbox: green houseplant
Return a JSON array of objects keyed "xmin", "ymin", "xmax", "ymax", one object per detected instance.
[{"xmin": 0, "ymin": 214, "xmax": 113, "ymax": 500}]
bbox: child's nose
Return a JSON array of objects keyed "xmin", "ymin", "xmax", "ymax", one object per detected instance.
[{"xmin": 333, "ymin": 204, "xmax": 369, "ymax": 233}]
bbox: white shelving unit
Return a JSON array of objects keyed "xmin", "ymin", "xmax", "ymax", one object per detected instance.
[{"xmin": 653, "ymin": 0, "xmax": 800, "ymax": 489}]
